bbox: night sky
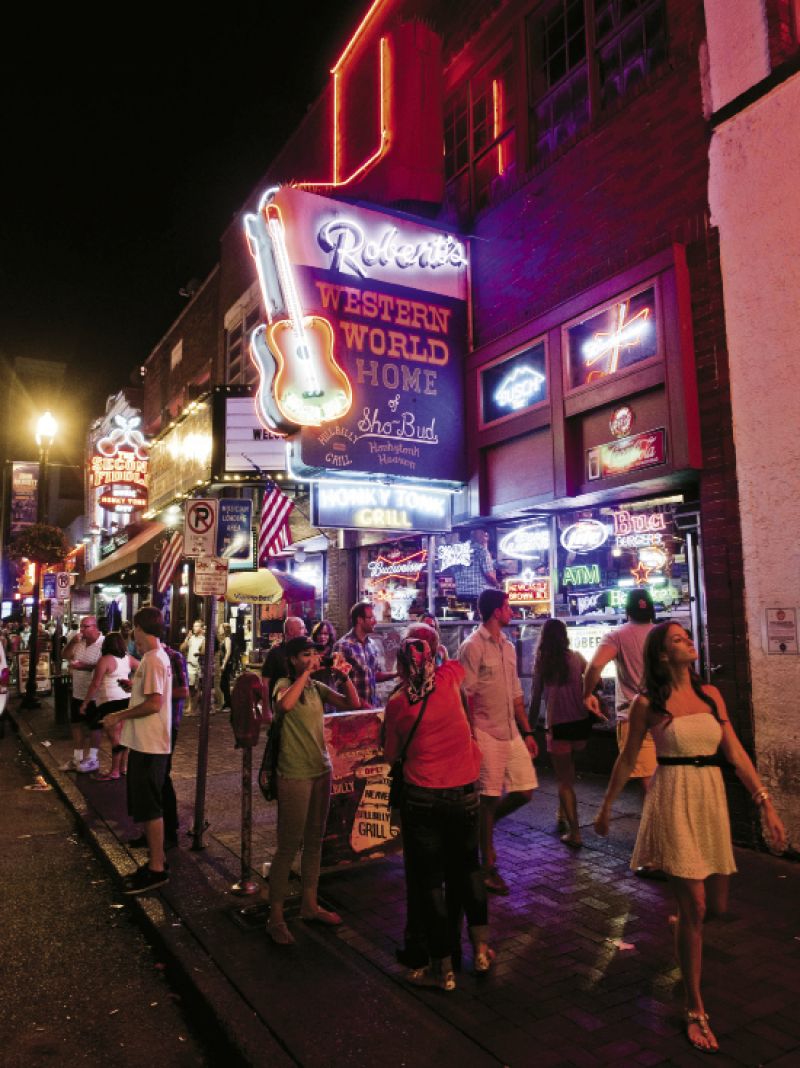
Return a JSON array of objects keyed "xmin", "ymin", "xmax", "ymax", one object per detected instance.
[{"xmin": 1, "ymin": 2, "xmax": 367, "ymax": 458}]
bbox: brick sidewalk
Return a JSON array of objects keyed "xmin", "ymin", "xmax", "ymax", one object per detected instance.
[{"xmin": 9, "ymin": 698, "xmax": 800, "ymax": 1067}]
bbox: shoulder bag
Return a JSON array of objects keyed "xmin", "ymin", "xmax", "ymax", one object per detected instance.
[
  {"xmin": 388, "ymin": 693, "xmax": 430, "ymax": 809},
  {"xmin": 258, "ymin": 710, "xmax": 284, "ymax": 802}
]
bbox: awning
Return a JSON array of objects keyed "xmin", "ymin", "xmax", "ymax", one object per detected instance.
[
  {"xmin": 84, "ymin": 522, "xmax": 166, "ymax": 585},
  {"xmin": 225, "ymin": 568, "xmax": 317, "ymax": 605}
]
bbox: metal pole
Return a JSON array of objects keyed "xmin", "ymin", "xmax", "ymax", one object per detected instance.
[
  {"xmin": 22, "ymin": 446, "xmax": 48, "ymax": 710},
  {"xmin": 231, "ymin": 744, "xmax": 258, "ymax": 895},
  {"xmin": 191, "ymin": 593, "xmax": 216, "ymax": 851}
]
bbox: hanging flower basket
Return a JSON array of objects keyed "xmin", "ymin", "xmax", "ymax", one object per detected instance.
[{"xmin": 9, "ymin": 523, "xmax": 69, "ymax": 565}]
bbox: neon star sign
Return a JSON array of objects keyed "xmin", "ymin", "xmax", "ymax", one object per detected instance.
[
  {"xmin": 582, "ymin": 300, "xmax": 651, "ymax": 380},
  {"xmin": 494, "ymin": 365, "xmax": 546, "ymax": 411}
]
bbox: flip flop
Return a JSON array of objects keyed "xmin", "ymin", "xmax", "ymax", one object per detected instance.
[{"xmin": 91, "ymin": 771, "xmax": 120, "ymax": 782}]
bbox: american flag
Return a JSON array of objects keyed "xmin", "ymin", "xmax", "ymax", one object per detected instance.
[
  {"xmin": 258, "ymin": 480, "xmax": 294, "ymax": 565},
  {"xmin": 156, "ymin": 529, "xmax": 184, "ymax": 594}
]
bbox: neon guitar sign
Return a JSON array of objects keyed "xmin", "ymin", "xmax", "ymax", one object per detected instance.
[{"xmin": 244, "ymin": 188, "xmax": 353, "ymax": 433}]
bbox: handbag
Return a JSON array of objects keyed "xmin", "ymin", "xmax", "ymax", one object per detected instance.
[
  {"xmin": 388, "ymin": 694, "xmax": 430, "ymax": 809},
  {"xmin": 550, "ymin": 713, "xmax": 593, "ymax": 741},
  {"xmin": 258, "ymin": 712, "xmax": 283, "ymax": 802}
]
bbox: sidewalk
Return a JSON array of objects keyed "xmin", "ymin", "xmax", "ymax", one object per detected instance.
[{"xmin": 7, "ymin": 696, "xmax": 800, "ymax": 1067}]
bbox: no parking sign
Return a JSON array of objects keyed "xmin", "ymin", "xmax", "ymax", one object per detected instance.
[{"xmin": 184, "ymin": 499, "xmax": 218, "ymax": 558}]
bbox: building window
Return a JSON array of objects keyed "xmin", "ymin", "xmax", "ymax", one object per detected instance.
[
  {"xmin": 225, "ymin": 307, "xmax": 261, "ymax": 386},
  {"xmin": 528, "ymin": 0, "xmax": 666, "ymax": 163},
  {"xmin": 565, "ymin": 283, "xmax": 658, "ymax": 391},
  {"xmin": 444, "ymin": 46, "xmax": 516, "ymax": 216},
  {"xmin": 480, "ymin": 340, "xmax": 548, "ymax": 427}
]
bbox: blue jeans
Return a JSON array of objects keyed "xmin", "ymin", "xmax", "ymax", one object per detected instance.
[{"xmin": 401, "ymin": 783, "xmax": 488, "ymax": 961}]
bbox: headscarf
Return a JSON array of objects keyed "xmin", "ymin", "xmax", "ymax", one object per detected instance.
[{"xmin": 397, "ymin": 635, "xmax": 436, "ymax": 705}]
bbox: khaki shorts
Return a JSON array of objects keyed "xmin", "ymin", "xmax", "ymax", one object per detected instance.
[
  {"xmin": 616, "ymin": 720, "xmax": 657, "ymax": 779},
  {"xmin": 476, "ymin": 728, "xmax": 538, "ymax": 796}
]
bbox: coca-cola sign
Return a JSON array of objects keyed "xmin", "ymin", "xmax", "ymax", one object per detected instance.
[{"xmin": 587, "ymin": 428, "xmax": 667, "ymax": 481}]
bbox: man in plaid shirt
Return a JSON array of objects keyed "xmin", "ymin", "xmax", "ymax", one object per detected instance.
[
  {"xmin": 334, "ymin": 602, "xmax": 396, "ymax": 708},
  {"xmin": 454, "ymin": 528, "xmax": 501, "ymax": 608}
]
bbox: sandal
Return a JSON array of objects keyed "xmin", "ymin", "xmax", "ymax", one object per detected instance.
[
  {"xmin": 300, "ymin": 907, "xmax": 342, "ymax": 926},
  {"xmin": 91, "ymin": 771, "xmax": 120, "ymax": 782},
  {"xmin": 686, "ymin": 1010, "xmax": 718, "ymax": 1054},
  {"xmin": 473, "ymin": 945, "xmax": 496, "ymax": 975},
  {"xmin": 266, "ymin": 920, "xmax": 295, "ymax": 945}
]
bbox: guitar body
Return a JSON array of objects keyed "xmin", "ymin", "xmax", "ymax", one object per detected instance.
[{"xmin": 266, "ymin": 315, "xmax": 352, "ymax": 428}]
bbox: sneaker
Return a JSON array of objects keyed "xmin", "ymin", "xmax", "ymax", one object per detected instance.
[
  {"xmin": 76, "ymin": 756, "xmax": 99, "ymax": 773},
  {"xmin": 483, "ymin": 866, "xmax": 509, "ymax": 895},
  {"xmin": 122, "ymin": 865, "xmax": 169, "ymax": 895},
  {"xmin": 59, "ymin": 757, "xmax": 81, "ymax": 772},
  {"xmin": 407, "ymin": 965, "xmax": 456, "ymax": 992}
]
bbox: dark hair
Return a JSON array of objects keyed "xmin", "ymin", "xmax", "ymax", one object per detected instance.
[
  {"xmin": 102, "ymin": 631, "xmax": 127, "ymax": 658},
  {"xmin": 311, "ymin": 619, "xmax": 336, "ymax": 650},
  {"xmin": 642, "ymin": 622, "xmax": 719, "ymax": 721},
  {"xmin": 478, "ymin": 588, "xmax": 507, "ymax": 622},
  {"xmin": 626, "ymin": 588, "xmax": 655, "ymax": 623},
  {"xmin": 133, "ymin": 604, "xmax": 163, "ymax": 638},
  {"xmin": 534, "ymin": 619, "xmax": 570, "ymax": 686},
  {"xmin": 350, "ymin": 601, "xmax": 372, "ymax": 628}
]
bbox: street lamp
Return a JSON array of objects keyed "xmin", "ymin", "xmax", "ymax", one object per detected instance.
[{"xmin": 21, "ymin": 411, "xmax": 58, "ymax": 709}]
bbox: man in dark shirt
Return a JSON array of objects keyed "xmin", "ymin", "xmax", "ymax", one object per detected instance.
[{"xmin": 261, "ymin": 616, "xmax": 306, "ymax": 709}]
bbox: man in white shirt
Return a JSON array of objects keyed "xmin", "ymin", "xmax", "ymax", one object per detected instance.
[
  {"xmin": 102, "ymin": 605, "xmax": 172, "ymax": 895},
  {"xmin": 60, "ymin": 616, "xmax": 104, "ymax": 773},
  {"xmin": 458, "ymin": 588, "xmax": 538, "ymax": 896}
]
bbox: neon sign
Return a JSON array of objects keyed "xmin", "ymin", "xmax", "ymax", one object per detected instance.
[
  {"xmin": 630, "ymin": 562, "xmax": 652, "ymax": 586},
  {"xmin": 313, "ymin": 480, "xmax": 451, "ymax": 533},
  {"xmin": 499, "ymin": 524, "xmax": 550, "ymax": 560},
  {"xmin": 613, "ymin": 508, "xmax": 668, "ymax": 548},
  {"xmin": 244, "ymin": 192, "xmax": 353, "ymax": 432},
  {"xmin": 437, "ymin": 543, "xmax": 472, "ymax": 571},
  {"xmin": 317, "ymin": 219, "xmax": 467, "ymax": 279},
  {"xmin": 563, "ymin": 564, "xmax": 601, "ymax": 586},
  {"xmin": 560, "ymin": 520, "xmax": 609, "ymax": 554},
  {"xmin": 90, "ymin": 416, "xmax": 150, "ymax": 514},
  {"xmin": 367, "ymin": 549, "xmax": 427, "ymax": 582},
  {"xmin": 582, "ymin": 300, "xmax": 651, "ymax": 380},
  {"xmin": 505, "ymin": 572, "xmax": 550, "ymax": 605},
  {"xmin": 494, "ymin": 365, "xmax": 546, "ymax": 411}
]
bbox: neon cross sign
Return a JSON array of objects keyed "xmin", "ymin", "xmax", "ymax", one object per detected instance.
[{"xmin": 582, "ymin": 300, "xmax": 651, "ymax": 380}]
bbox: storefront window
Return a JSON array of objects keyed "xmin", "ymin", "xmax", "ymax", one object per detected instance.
[
  {"xmin": 565, "ymin": 284, "xmax": 658, "ymax": 390},
  {"xmin": 555, "ymin": 498, "xmax": 691, "ymax": 619},
  {"xmin": 360, "ymin": 538, "xmax": 428, "ymax": 622},
  {"xmin": 496, "ymin": 518, "xmax": 552, "ymax": 616}
]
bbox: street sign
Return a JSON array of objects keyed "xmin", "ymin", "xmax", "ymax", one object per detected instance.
[
  {"xmin": 194, "ymin": 557, "xmax": 229, "ymax": 597},
  {"xmin": 42, "ymin": 573, "xmax": 57, "ymax": 600},
  {"xmin": 184, "ymin": 499, "xmax": 219, "ymax": 558},
  {"xmin": 216, "ymin": 499, "xmax": 253, "ymax": 562},
  {"xmin": 55, "ymin": 572, "xmax": 71, "ymax": 601}
]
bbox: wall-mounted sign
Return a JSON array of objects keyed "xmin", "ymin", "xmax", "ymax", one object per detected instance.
[
  {"xmin": 312, "ymin": 479, "xmax": 451, "ymax": 532},
  {"xmin": 437, "ymin": 542, "xmax": 473, "ymax": 572},
  {"xmin": 567, "ymin": 286, "xmax": 657, "ymax": 389},
  {"xmin": 245, "ymin": 186, "xmax": 469, "ymax": 484},
  {"xmin": 505, "ymin": 573, "xmax": 550, "ymax": 605},
  {"xmin": 221, "ymin": 395, "xmax": 287, "ymax": 475},
  {"xmin": 367, "ymin": 550, "xmax": 428, "ymax": 582},
  {"xmin": 587, "ymin": 429, "xmax": 667, "ymax": 481},
  {"xmin": 193, "ymin": 557, "xmax": 229, "ymax": 597},
  {"xmin": 481, "ymin": 342, "xmax": 547, "ymax": 426},
  {"xmin": 563, "ymin": 564, "xmax": 601, "ymax": 586},
  {"xmin": 560, "ymin": 519, "xmax": 609, "ymax": 554},
  {"xmin": 499, "ymin": 522, "xmax": 550, "ymax": 560},
  {"xmin": 610, "ymin": 406, "xmax": 634, "ymax": 438},
  {"xmin": 9, "ymin": 462, "xmax": 39, "ymax": 536},
  {"xmin": 90, "ymin": 415, "xmax": 150, "ymax": 514},
  {"xmin": 763, "ymin": 608, "xmax": 798, "ymax": 655}
]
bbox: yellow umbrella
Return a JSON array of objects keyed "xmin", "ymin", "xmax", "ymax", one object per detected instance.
[{"xmin": 224, "ymin": 569, "xmax": 284, "ymax": 604}]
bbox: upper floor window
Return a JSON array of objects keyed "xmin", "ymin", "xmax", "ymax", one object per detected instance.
[
  {"xmin": 444, "ymin": 46, "xmax": 516, "ymax": 217},
  {"xmin": 529, "ymin": 0, "xmax": 666, "ymax": 163},
  {"xmin": 225, "ymin": 307, "xmax": 261, "ymax": 386}
]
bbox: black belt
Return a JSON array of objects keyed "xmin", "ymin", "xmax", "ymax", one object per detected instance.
[
  {"xmin": 404, "ymin": 782, "xmax": 477, "ymax": 801},
  {"xmin": 657, "ymin": 755, "xmax": 722, "ymax": 767}
]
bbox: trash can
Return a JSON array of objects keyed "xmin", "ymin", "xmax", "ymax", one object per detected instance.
[{"xmin": 54, "ymin": 672, "xmax": 71, "ymax": 726}]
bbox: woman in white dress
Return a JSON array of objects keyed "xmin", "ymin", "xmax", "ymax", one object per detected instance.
[{"xmin": 594, "ymin": 622, "xmax": 786, "ymax": 1054}]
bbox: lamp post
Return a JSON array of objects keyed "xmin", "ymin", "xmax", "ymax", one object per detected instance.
[{"xmin": 21, "ymin": 411, "xmax": 58, "ymax": 709}]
